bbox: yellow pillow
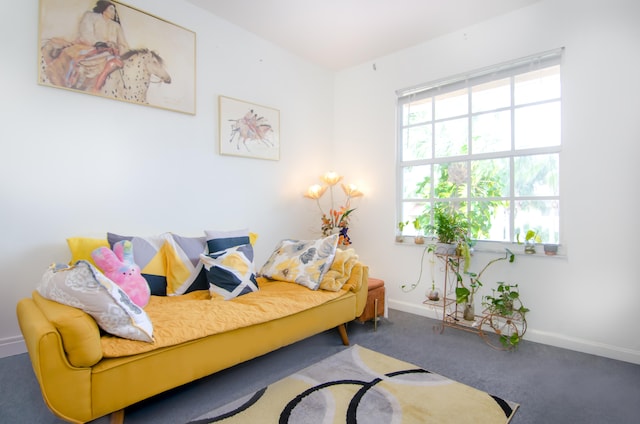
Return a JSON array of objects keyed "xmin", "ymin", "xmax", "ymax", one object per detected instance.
[{"xmin": 67, "ymin": 237, "xmax": 109, "ymax": 267}]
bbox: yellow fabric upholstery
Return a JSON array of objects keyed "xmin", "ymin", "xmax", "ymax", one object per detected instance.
[
  {"xmin": 32, "ymin": 291, "xmax": 103, "ymax": 367},
  {"xmin": 100, "ymin": 280, "xmax": 345, "ymax": 357},
  {"xmin": 16, "ymin": 261, "xmax": 369, "ymax": 424},
  {"xmin": 320, "ymin": 248, "xmax": 360, "ymax": 291},
  {"xmin": 17, "ymin": 297, "xmax": 94, "ymax": 424}
]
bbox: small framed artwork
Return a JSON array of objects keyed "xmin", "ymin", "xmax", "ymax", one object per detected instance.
[
  {"xmin": 219, "ymin": 96, "xmax": 280, "ymax": 161},
  {"xmin": 38, "ymin": 0, "xmax": 196, "ymax": 115}
]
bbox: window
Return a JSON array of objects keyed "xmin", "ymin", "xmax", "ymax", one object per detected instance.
[{"xmin": 397, "ymin": 49, "xmax": 563, "ymax": 244}]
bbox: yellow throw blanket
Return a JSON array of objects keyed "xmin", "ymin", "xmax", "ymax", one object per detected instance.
[
  {"xmin": 101, "ymin": 280, "xmax": 344, "ymax": 357},
  {"xmin": 319, "ymin": 248, "xmax": 361, "ymax": 292}
]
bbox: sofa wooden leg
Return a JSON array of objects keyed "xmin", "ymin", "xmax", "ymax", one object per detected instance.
[
  {"xmin": 110, "ymin": 409, "xmax": 124, "ymax": 424},
  {"xmin": 338, "ymin": 323, "xmax": 349, "ymax": 346}
]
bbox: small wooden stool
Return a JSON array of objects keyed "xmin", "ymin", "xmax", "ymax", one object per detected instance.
[{"xmin": 357, "ymin": 278, "xmax": 385, "ymax": 330}]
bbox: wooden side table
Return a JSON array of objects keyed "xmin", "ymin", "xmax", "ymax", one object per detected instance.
[{"xmin": 357, "ymin": 278, "xmax": 385, "ymax": 330}]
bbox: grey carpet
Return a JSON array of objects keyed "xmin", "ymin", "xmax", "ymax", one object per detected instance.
[{"xmin": 1, "ymin": 309, "xmax": 639, "ymax": 423}]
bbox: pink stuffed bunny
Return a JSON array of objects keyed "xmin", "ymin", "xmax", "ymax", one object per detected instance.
[{"xmin": 91, "ymin": 240, "xmax": 151, "ymax": 308}]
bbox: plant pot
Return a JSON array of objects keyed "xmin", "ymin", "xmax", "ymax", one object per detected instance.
[
  {"xmin": 543, "ymin": 244, "xmax": 558, "ymax": 256},
  {"xmin": 524, "ymin": 240, "xmax": 536, "ymax": 254},
  {"xmin": 463, "ymin": 303, "xmax": 475, "ymax": 321},
  {"xmin": 414, "ymin": 235, "xmax": 425, "ymax": 244},
  {"xmin": 427, "ymin": 288, "xmax": 440, "ymax": 301},
  {"xmin": 435, "ymin": 242, "xmax": 457, "ymax": 255},
  {"xmin": 395, "ymin": 234, "xmax": 404, "ymax": 243}
]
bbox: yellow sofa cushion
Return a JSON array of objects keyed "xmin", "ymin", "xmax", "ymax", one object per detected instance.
[
  {"xmin": 100, "ymin": 280, "xmax": 346, "ymax": 357},
  {"xmin": 32, "ymin": 291, "xmax": 103, "ymax": 367}
]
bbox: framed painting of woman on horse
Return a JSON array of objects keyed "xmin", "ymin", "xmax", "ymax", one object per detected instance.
[{"xmin": 38, "ymin": 0, "xmax": 196, "ymax": 115}]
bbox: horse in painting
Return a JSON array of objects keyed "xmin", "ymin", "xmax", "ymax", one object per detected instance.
[
  {"xmin": 40, "ymin": 39, "xmax": 171, "ymax": 105},
  {"xmin": 100, "ymin": 48, "xmax": 171, "ymax": 103}
]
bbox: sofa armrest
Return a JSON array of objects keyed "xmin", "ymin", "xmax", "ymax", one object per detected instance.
[
  {"xmin": 342, "ymin": 262, "xmax": 369, "ymax": 317},
  {"xmin": 17, "ymin": 297, "xmax": 94, "ymax": 423},
  {"xmin": 31, "ymin": 291, "xmax": 103, "ymax": 367}
]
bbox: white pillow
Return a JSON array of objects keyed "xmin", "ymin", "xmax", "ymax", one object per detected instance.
[
  {"xmin": 37, "ymin": 261, "xmax": 154, "ymax": 342},
  {"xmin": 259, "ymin": 234, "xmax": 338, "ymax": 290}
]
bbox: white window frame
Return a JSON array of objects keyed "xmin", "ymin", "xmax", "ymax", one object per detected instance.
[{"xmin": 396, "ymin": 48, "xmax": 564, "ymax": 254}]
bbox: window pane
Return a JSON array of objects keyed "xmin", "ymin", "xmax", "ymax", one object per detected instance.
[
  {"xmin": 435, "ymin": 118, "xmax": 468, "ymax": 157},
  {"xmin": 403, "ymin": 165, "xmax": 431, "ymax": 199},
  {"xmin": 472, "ymin": 111, "xmax": 511, "ymax": 153},
  {"xmin": 472, "ymin": 78, "xmax": 510, "ymax": 113},
  {"xmin": 470, "ymin": 201, "xmax": 510, "ymax": 241},
  {"xmin": 402, "ymin": 201, "xmax": 429, "ymax": 235},
  {"xmin": 515, "ymin": 200, "xmax": 560, "ymax": 243},
  {"xmin": 514, "ymin": 101, "xmax": 561, "ymax": 149},
  {"xmin": 514, "ymin": 154, "xmax": 559, "ymax": 196},
  {"xmin": 403, "ymin": 98, "xmax": 432, "ymax": 125},
  {"xmin": 402, "ymin": 125, "xmax": 432, "ymax": 161},
  {"xmin": 515, "ymin": 65, "xmax": 560, "ymax": 105},
  {"xmin": 434, "ymin": 162, "xmax": 468, "ymax": 199},
  {"xmin": 435, "ymin": 88, "xmax": 468, "ymax": 120},
  {"xmin": 470, "ymin": 158, "xmax": 510, "ymax": 198},
  {"xmin": 434, "ymin": 200, "xmax": 468, "ymax": 216}
]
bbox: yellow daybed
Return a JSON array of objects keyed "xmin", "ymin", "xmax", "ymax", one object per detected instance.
[{"xmin": 17, "ymin": 256, "xmax": 368, "ymax": 424}]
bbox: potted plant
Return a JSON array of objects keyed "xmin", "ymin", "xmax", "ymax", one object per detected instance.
[
  {"xmin": 482, "ymin": 282, "xmax": 529, "ymax": 349},
  {"xmin": 517, "ymin": 229, "xmax": 541, "ymax": 254},
  {"xmin": 453, "ymin": 249, "xmax": 515, "ymax": 321},
  {"xmin": 455, "ymin": 273, "xmax": 482, "ymax": 320},
  {"xmin": 427, "ymin": 280, "xmax": 440, "ymax": 301},
  {"xmin": 429, "ymin": 207, "xmax": 469, "ymax": 255},
  {"xmin": 424, "ymin": 244, "xmax": 440, "ymax": 300},
  {"xmin": 396, "ymin": 220, "xmax": 409, "ymax": 242},
  {"xmin": 413, "ymin": 215, "xmax": 426, "ymax": 244}
]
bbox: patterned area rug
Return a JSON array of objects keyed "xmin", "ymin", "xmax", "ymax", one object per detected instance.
[{"xmin": 187, "ymin": 345, "xmax": 519, "ymax": 423}]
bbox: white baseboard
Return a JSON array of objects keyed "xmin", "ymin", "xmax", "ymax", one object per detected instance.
[
  {"xmin": 524, "ymin": 328, "xmax": 640, "ymax": 365},
  {"xmin": 0, "ymin": 336, "xmax": 26, "ymax": 358},
  {"xmin": 388, "ymin": 299, "xmax": 640, "ymax": 365},
  {"xmin": 388, "ymin": 299, "xmax": 442, "ymax": 320}
]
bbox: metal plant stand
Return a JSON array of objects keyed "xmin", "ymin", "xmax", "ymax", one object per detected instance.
[{"xmin": 423, "ymin": 253, "xmax": 527, "ymax": 350}]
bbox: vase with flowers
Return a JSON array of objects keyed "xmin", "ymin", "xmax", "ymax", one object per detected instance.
[{"xmin": 304, "ymin": 171, "xmax": 363, "ymax": 246}]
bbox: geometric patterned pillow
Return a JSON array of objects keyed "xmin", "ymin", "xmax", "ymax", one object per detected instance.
[
  {"xmin": 107, "ymin": 232, "xmax": 170, "ymax": 296},
  {"xmin": 164, "ymin": 233, "xmax": 209, "ymax": 296},
  {"xmin": 204, "ymin": 229, "xmax": 258, "ymax": 253},
  {"xmin": 199, "ymin": 243, "xmax": 259, "ymax": 300},
  {"xmin": 205, "ymin": 228, "xmax": 251, "ymax": 254},
  {"xmin": 36, "ymin": 261, "xmax": 154, "ymax": 342},
  {"xmin": 258, "ymin": 234, "xmax": 339, "ymax": 290}
]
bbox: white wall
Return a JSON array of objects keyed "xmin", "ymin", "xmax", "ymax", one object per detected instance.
[
  {"xmin": 335, "ymin": 0, "xmax": 640, "ymax": 364},
  {"xmin": 0, "ymin": 0, "xmax": 336, "ymax": 356}
]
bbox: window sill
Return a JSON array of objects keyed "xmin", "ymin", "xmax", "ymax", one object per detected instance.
[{"xmin": 395, "ymin": 237, "xmax": 567, "ymax": 259}]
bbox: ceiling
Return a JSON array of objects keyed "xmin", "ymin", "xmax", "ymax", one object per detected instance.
[{"xmin": 186, "ymin": 0, "xmax": 540, "ymax": 71}]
